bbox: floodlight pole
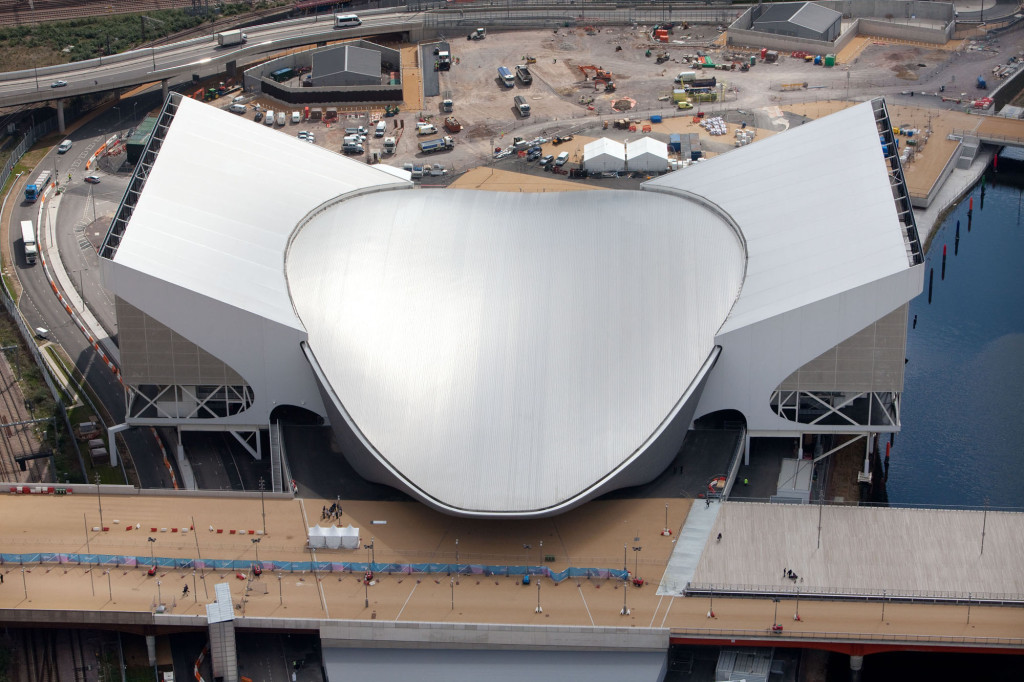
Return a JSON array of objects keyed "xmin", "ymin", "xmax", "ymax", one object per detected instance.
[
  {"xmin": 84, "ymin": 513, "xmax": 94, "ymax": 596},
  {"xmin": 258, "ymin": 477, "xmax": 266, "ymax": 535}
]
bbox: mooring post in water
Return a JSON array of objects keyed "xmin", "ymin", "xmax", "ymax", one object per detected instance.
[
  {"xmin": 955, "ymin": 221, "xmax": 960, "ymax": 255},
  {"xmin": 928, "ymin": 267, "xmax": 934, "ymax": 303},
  {"xmin": 994, "ymin": 153, "xmax": 998, "ymax": 172},
  {"xmin": 942, "ymin": 244, "xmax": 946, "ymax": 280},
  {"xmin": 912, "ymin": 314, "xmax": 917, "ymax": 329},
  {"xmin": 968, "ymin": 210, "xmax": 972, "ymax": 232}
]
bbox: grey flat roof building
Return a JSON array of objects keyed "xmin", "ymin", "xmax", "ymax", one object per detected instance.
[
  {"xmin": 312, "ymin": 44, "xmax": 381, "ymax": 87},
  {"xmin": 752, "ymin": 2, "xmax": 842, "ymax": 42}
]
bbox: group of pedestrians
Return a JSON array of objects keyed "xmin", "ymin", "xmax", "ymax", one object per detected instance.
[{"xmin": 322, "ymin": 502, "xmax": 342, "ymax": 521}]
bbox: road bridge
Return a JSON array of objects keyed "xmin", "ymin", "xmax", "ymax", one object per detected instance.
[{"xmin": 0, "ymin": 490, "xmax": 1020, "ymax": 677}]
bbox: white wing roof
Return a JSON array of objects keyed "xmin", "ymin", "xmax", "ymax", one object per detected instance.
[
  {"xmin": 644, "ymin": 101, "xmax": 909, "ymax": 335},
  {"xmin": 583, "ymin": 137, "xmax": 626, "ymax": 160},
  {"xmin": 112, "ymin": 96, "xmax": 410, "ymax": 329},
  {"xmin": 287, "ymin": 189, "xmax": 744, "ymax": 514}
]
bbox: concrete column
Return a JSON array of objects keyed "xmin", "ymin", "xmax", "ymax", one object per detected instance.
[
  {"xmin": 146, "ymin": 635, "xmax": 156, "ymax": 667},
  {"xmin": 849, "ymin": 654, "xmax": 864, "ymax": 682},
  {"xmin": 56, "ymin": 99, "xmax": 65, "ymax": 133},
  {"xmin": 107, "ymin": 423, "xmax": 130, "ymax": 467},
  {"xmin": 864, "ymin": 433, "xmax": 871, "ymax": 475},
  {"xmin": 161, "ymin": 79, "xmax": 169, "ymax": 102}
]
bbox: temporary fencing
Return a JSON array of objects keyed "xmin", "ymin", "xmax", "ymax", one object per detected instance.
[{"xmin": 0, "ymin": 552, "xmax": 628, "ymax": 582}]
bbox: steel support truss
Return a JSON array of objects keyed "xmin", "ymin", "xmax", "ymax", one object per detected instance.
[
  {"xmin": 126, "ymin": 383, "xmax": 254, "ymax": 421},
  {"xmin": 769, "ymin": 390, "xmax": 900, "ymax": 429}
]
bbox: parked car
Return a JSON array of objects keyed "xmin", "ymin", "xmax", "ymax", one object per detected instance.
[
  {"xmin": 84, "ymin": 174, "xmax": 101, "ymax": 184},
  {"xmin": 50, "ymin": 80, "xmax": 67, "ymax": 88},
  {"xmin": 526, "ymin": 150, "xmax": 541, "ymax": 161},
  {"xmin": 538, "ymin": 154, "xmax": 554, "ymax": 166},
  {"xmin": 254, "ymin": 111, "xmax": 264, "ymax": 122}
]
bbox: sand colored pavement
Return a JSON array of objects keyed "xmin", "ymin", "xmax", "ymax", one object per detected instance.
[{"xmin": 1, "ymin": 493, "xmax": 1022, "ymax": 647}]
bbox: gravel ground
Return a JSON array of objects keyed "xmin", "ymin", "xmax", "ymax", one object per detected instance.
[{"xmin": 217, "ymin": 23, "xmax": 1024, "ymax": 184}]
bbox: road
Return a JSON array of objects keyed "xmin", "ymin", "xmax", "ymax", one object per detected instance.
[
  {"xmin": 0, "ymin": 10, "xmax": 424, "ymax": 108},
  {"xmin": 6, "ymin": 93, "xmax": 173, "ymax": 488}
]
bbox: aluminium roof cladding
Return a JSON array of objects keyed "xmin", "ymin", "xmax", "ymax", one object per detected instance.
[
  {"xmin": 286, "ymin": 189, "xmax": 745, "ymax": 514},
  {"xmin": 644, "ymin": 100, "xmax": 911, "ymax": 336},
  {"xmin": 789, "ymin": 2, "xmax": 842, "ymax": 33},
  {"xmin": 110, "ymin": 96, "xmax": 410, "ymax": 330}
]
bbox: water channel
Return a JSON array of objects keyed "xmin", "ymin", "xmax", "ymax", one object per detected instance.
[{"xmin": 886, "ymin": 163, "xmax": 1024, "ymax": 509}]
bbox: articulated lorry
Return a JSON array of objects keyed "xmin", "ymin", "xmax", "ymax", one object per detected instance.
[
  {"xmin": 24, "ymin": 169, "xmax": 51, "ymax": 202},
  {"xmin": 418, "ymin": 136, "xmax": 455, "ymax": 154},
  {"xmin": 216, "ymin": 30, "xmax": 247, "ymax": 47},
  {"xmin": 20, "ymin": 220, "xmax": 37, "ymax": 265}
]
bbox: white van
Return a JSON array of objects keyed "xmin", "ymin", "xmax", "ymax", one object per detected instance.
[
  {"xmin": 229, "ymin": 103, "xmax": 247, "ymax": 114},
  {"xmin": 291, "ymin": 111, "xmax": 301, "ymax": 124},
  {"xmin": 276, "ymin": 111, "xmax": 286, "ymax": 126},
  {"xmin": 375, "ymin": 120, "xmax": 387, "ymax": 137},
  {"xmin": 57, "ymin": 139, "xmax": 73, "ymax": 154},
  {"xmin": 554, "ymin": 151, "xmax": 570, "ymax": 166},
  {"xmin": 264, "ymin": 110, "xmax": 275, "ymax": 126},
  {"xmin": 416, "ymin": 123, "xmax": 437, "ymax": 136}
]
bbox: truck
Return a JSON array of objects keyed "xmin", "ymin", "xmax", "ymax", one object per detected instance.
[
  {"xmin": 20, "ymin": 220, "xmax": 37, "ymax": 265},
  {"xmin": 216, "ymin": 30, "xmax": 247, "ymax": 47},
  {"xmin": 689, "ymin": 76, "xmax": 717, "ymax": 89},
  {"xmin": 418, "ymin": 136, "xmax": 455, "ymax": 154},
  {"xmin": 977, "ymin": 76, "xmax": 987, "ymax": 90},
  {"xmin": 444, "ymin": 116, "xmax": 462, "ymax": 133},
  {"xmin": 515, "ymin": 65, "xmax": 533, "ymax": 85},
  {"xmin": 24, "ymin": 169, "xmax": 51, "ymax": 202},
  {"xmin": 675, "ymin": 71, "xmax": 697, "ymax": 83},
  {"xmin": 468, "ymin": 27, "xmax": 486, "ymax": 41},
  {"xmin": 383, "ymin": 137, "xmax": 397, "ymax": 154},
  {"xmin": 437, "ymin": 50, "xmax": 452, "ymax": 71},
  {"xmin": 497, "ymin": 66, "xmax": 515, "ymax": 88},
  {"xmin": 514, "ymin": 95, "xmax": 531, "ymax": 117}
]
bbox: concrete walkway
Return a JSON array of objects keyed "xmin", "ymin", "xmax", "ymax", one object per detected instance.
[{"xmin": 657, "ymin": 498, "xmax": 719, "ymax": 597}]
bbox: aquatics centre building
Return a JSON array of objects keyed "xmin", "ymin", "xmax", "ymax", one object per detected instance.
[{"xmin": 99, "ymin": 95, "xmax": 923, "ymax": 518}]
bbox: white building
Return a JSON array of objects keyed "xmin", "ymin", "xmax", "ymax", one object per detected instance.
[
  {"xmin": 101, "ymin": 95, "xmax": 922, "ymax": 518},
  {"xmin": 626, "ymin": 136, "xmax": 669, "ymax": 173},
  {"xmin": 582, "ymin": 137, "xmax": 626, "ymax": 173}
]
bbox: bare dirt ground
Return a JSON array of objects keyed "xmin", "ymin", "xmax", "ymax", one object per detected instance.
[{"xmin": 232, "ymin": 21, "xmax": 1024, "ymax": 199}]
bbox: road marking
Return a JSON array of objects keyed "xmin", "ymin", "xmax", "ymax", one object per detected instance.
[
  {"xmin": 649, "ymin": 593, "xmax": 665, "ymax": 628},
  {"xmin": 395, "ymin": 580, "xmax": 418, "ymax": 621},
  {"xmin": 660, "ymin": 595, "xmax": 676, "ymax": 628},
  {"xmin": 577, "ymin": 583, "xmax": 595, "ymax": 626}
]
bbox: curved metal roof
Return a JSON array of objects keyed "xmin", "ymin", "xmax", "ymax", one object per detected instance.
[{"xmin": 286, "ymin": 188, "xmax": 744, "ymax": 514}]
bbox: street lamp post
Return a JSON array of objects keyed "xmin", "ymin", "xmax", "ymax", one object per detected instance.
[
  {"xmin": 535, "ymin": 578, "xmax": 542, "ymax": 613},
  {"xmin": 251, "ymin": 538, "xmax": 261, "ymax": 568},
  {"xmin": 450, "ymin": 576, "xmax": 455, "ymax": 611},
  {"xmin": 156, "ymin": 580, "xmax": 162, "ymax": 606},
  {"xmin": 623, "ymin": 543, "xmax": 627, "ymax": 573},
  {"xmin": 192, "ymin": 571, "xmax": 198, "ymax": 603},
  {"xmin": 21, "ymin": 568, "xmax": 27, "ymax": 600},
  {"xmin": 364, "ymin": 577, "xmax": 369, "ymax": 608},
  {"xmin": 772, "ymin": 597, "xmax": 781, "ymax": 628},
  {"xmin": 455, "ymin": 538, "xmax": 459, "ymax": 565},
  {"xmin": 278, "ymin": 574, "xmax": 282, "ymax": 605},
  {"xmin": 105, "ymin": 570, "xmax": 112, "ymax": 602},
  {"xmin": 83, "ymin": 513, "xmax": 94, "ymax": 596},
  {"xmin": 258, "ymin": 477, "xmax": 266, "ymax": 535},
  {"xmin": 95, "ymin": 472, "xmax": 104, "ymax": 530},
  {"xmin": 620, "ymin": 579, "xmax": 629, "ymax": 616},
  {"xmin": 148, "ymin": 537, "xmax": 156, "ymax": 565}
]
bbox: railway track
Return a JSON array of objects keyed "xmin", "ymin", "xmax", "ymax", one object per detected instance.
[
  {"xmin": 0, "ymin": 342, "xmax": 44, "ymax": 482},
  {"xmin": 0, "ymin": 0, "xmax": 201, "ymax": 27}
]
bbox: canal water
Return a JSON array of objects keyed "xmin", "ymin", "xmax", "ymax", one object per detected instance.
[{"xmin": 886, "ymin": 165, "xmax": 1024, "ymax": 509}]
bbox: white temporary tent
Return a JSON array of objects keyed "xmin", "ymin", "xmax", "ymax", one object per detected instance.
[
  {"xmin": 583, "ymin": 137, "xmax": 626, "ymax": 173},
  {"xmin": 310, "ymin": 525, "xmax": 361, "ymax": 550},
  {"xmin": 626, "ymin": 137, "xmax": 669, "ymax": 173},
  {"xmin": 307, "ymin": 525, "xmax": 327, "ymax": 549},
  {"xmin": 339, "ymin": 524, "xmax": 360, "ymax": 550}
]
